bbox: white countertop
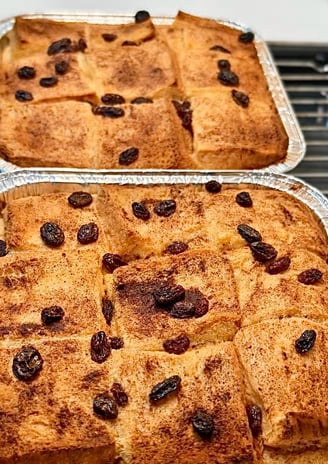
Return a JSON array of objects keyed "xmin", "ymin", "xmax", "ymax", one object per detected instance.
[{"xmin": 1, "ymin": 0, "xmax": 328, "ymax": 43}]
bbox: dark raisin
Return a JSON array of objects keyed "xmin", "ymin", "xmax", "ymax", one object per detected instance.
[
  {"xmin": 192, "ymin": 295, "xmax": 209, "ymax": 318},
  {"xmin": 0, "ymin": 240, "xmax": 8, "ymax": 257},
  {"xmin": 209, "ymin": 44, "xmax": 231, "ymax": 53},
  {"xmin": 218, "ymin": 59, "xmax": 231, "ymax": 70},
  {"xmin": 163, "ymin": 334, "xmax": 190, "ymax": 354},
  {"xmin": 237, "ymin": 224, "xmax": 262, "ymax": 244},
  {"xmin": 119, "ymin": 147, "xmax": 139, "ymax": 166},
  {"xmin": 12, "ymin": 345, "xmax": 43, "ymax": 381},
  {"xmin": 101, "ymin": 93, "xmax": 125, "ymax": 105},
  {"xmin": 170, "ymin": 301, "xmax": 195, "ymax": 319},
  {"xmin": 122, "ymin": 41, "xmax": 138, "ymax": 46},
  {"xmin": 77, "ymin": 222, "xmax": 99, "ymax": 244},
  {"xmin": 131, "ymin": 97, "xmax": 153, "ymax": 104},
  {"xmin": 153, "ymin": 284, "xmax": 185, "ymax": 306},
  {"xmin": 111, "ymin": 382, "xmax": 128, "ymax": 406},
  {"xmin": 68, "ymin": 191, "xmax": 93, "ymax": 208},
  {"xmin": 232, "ymin": 89, "xmax": 249, "ymax": 108},
  {"xmin": 205, "ymin": 180, "xmax": 222, "ymax": 193},
  {"xmin": 239, "ymin": 31, "xmax": 255, "ymax": 43},
  {"xmin": 102, "ymin": 33, "xmax": 117, "ymax": 42},
  {"xmin": 76, "ymin": 38, "xmax": 87, "ymax": 52},
  {"xmin": 41, "ymin": 305, "xmax": 64, "ymax": 325},
  {"xmin": 15, "ymin": 90, "xmax": 33, "ymax": 102},
  {"xmin": 55, "ymin": 60, "xmax": 69, "ymax": 75},
  {"xmin": 149, "ymin": 375, "xmax": 181, "ymax": 403},
  {"xmin": 298, "ymin": 268, "xmax": 323, "ymax": 285},
  {"xmin": 172, "ymin": 100, "xmax": 192, "ymax": 132},
  {"xmin": 250, "ymin": 241, "xmax": 278, "ymax": 263},
  {"xmin": 295, "ymin": 329, "xmax": 317, "ymax": 354},
  {"xmin": 135, "ymin": 10, "xmax": 150, "ymax": 23},
  {"xmin": 47, "ymin": 38, "xmax": 72, "ymax": 55},
  {"xmin": 165, "ymin": 241, "xmax": 189, "ymax": 255},
  {"xmin": 90, "ymin": 331, "xmax": 111, "ymax": 363},
  {"xmin": 154, "ymin": 200, "xmax": 176, "ymax": 217},
  {"xmin": 39, "ymin": 76, "xmax": 58, "ymax": 87},
  {"xmin": 92, "ymin": 106, "xmax": 125, "ymax": 118},
  {"xmin": 102, "ymin": 298, "xmax": 114, "ymax": 325},
  {"xmin": 40, "ymin": 222, "xmax": 65, "ymax": 247},
  {"xmin": 191, "ymin": 409, "xmax": 214, "ymax": 437},
  {"xmin": 172, "ymin": 100, "xmax": 191, "ymax": 111},
  {"xmin": 266, "ymin": 256, "xmax": 291, "ymax": 275},
  {"xmin": 102, "ymin": 253, "xmax": 128, "ymax": 273},
  {"xmin": 236, "ymin": 191, "xmax": 253, "ymax": 207},
  {"xmin": 218, "ymin": 69, "xmax": 239, "ymax": 86},
  {"xmin": 132, "ymin": 202, "xmax": 150, "ymax": 220},
  {"xmin": 246, "ymin": 405, "xmax": 262, "ymax": 437},
  {"xmin": 17, "ymin": 66, "xmax": 36, "ymax": 79},
  {"xmin": 93, "ymin": 393, "xmax": 118, "ymax": 419},
  {"xmin": 110, "ymin": 337, "xmax": 124, "ymax": 350}
]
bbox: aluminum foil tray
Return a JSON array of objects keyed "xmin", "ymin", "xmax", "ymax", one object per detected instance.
[{"xmin": 0, "ymin": 13, "xmax": 305, "ymax": 174}]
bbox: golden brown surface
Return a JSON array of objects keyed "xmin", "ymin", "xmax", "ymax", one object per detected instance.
[
  {"xmin": 0, "ymin": 11, "xmax": 288, "ymax": 169},
  {"xmin": 0, "ymin": 182, "xmax": 328, "ymax": 462}
]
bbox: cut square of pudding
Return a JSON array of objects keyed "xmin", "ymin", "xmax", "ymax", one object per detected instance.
[{"xmin": 234, "ymin": 317, "xmax": 328, "ymax": 450}]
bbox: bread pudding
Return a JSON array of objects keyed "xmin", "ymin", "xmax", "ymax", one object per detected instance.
[
  {"xmin": 0, "ymin": 11, "xmax": 288, "ymax": 169},
  {"xmin": 0, "ymin": 180, "xmax": 327, "ymax": 463}
]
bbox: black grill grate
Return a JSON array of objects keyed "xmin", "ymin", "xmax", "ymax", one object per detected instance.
[{"xmin": 269, "ymin": 43, "xmax": 328, "ymax": 196}]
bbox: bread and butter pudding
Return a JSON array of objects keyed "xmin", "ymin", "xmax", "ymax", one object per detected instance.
[
  {"xmin": 0, "ymin": 180, "xmax": 327, "ymax": 463},
  {"xmin": 0, "ymin": 11, "xmax": 288, "ymax": 169}
]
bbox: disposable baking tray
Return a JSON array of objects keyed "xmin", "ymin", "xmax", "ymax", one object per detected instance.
[
  {"xmin": 0, "ymin": 170, "xmax": 326, "ymax": 237},
  {"xmin": 0, "ymin": 13, "xmax": 305, "ymax": 174}
]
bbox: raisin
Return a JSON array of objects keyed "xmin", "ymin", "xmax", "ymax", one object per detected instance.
[
  {"xmin": 0, "ymin": 240, "xmax": 8, "ymax": 257},
  {"xmin": 76, "ymin": 38, "xmax": 87, "ymax": 52},
  {"xmin": 17, "ymin": 66, "xmax": 36, "ymax": 79},
  {"xmin": 12, "ymin": 345, "xmax": 43, "ymax": 381},
  {"xmin": 15, "ymin": 90, "xmax": 33, "ymax": 102},
  {"xmin": 153, "ymin": 284, "xmax": 185, "ymax": 306},
  {"xmin": 170, "ymin": 301, "xmax": 195, "ymax": 319},
  {"xmin": 77, "ymin": 222, "xmax": 99, "ymax": 244},
  {"xmin": 266, "ymin": 256, "xmax": 291, "ymax": 275},
  {"xmin": 218, "ymin": 59, "xmax": 231, "ymax": 70},
  {"xmin": 102, "ymin": 33, "xmax": 117, "ymax": 42},
  {"xmin": 295, "ymin": 329, "xmax": 317, "ymax": 354},
  {"xmin": 298, "ymin": 268, "xmax": 323, "ymax": 285},
  {"xmin": 47, "ymin": 38, "xmax": 72, "ymax": 55},
  {"xmin": 209, "ymin": 44, "xmax": 231, "ymax": 53},
  {"xmin": 111, "ymin": 382, "xmax": 128, "ymax": 406},
  {"xmin": 163, "ymin": 334, "xmax": 190, "ymax": 354},
  {"xmin": 236, "ymin": 191, "xmax": 253, "ymax": 207},
  {"xmin": 119, "ymin": 147, "xmax": 139, "ymax": 166},
  {"xmin": 122, "ymin": 41, "xmax": 138, "ymax": 46},
  {"xmin": 165, "ymin": 241, "xmax": 189, "ymax": 255},
  {"xmin": 132, "ymin": 202, "xmax": 150, "ymax": 220},
  {"xmin": 172, "ymin": 100, "xmax": 193, "ymax": 132},
  {"xmin": 39, "ymin": 76, "xmax": 58, "ymax": 87},
  {"xmin": 40, "ymin": 222, "xmax": 65, "ymax": 247},
  {"xmin": 68, "ymin": 191, "xmax": 93, "ymax": 208},
  {"xmin": 110, "ymin": 337, "xmax": 124, "ymax": 350},
  {"xmin": 232, "ymin": 89, "xmax": 249, "ymax": 108},
  {"xmin": 92, "ymin": 106, "xmax": 125, "ymax": 118},
  {"xmin": 191, "ymin": 409, "xmax": 214, "ymax": 437},
  {"xmin": 90, "ymin": 331, "xmax": 111, "ymax": 363},
  {"xmin": 102, "ymin": 298, "xmax": 114, "ymax": 325},
  {"xmin": 93, "ymin": 393, "xmax": 118, "ymax": 419},
  {"xmin": 205, "ymin": 180, "xmax": 222, "ymax": 193},
  {"xmin": 55, "ymin": 60, "xmax": 69, "ymax": 75},
  {"xmin": 135, "ymin": 10, "xmax": 150, "ymax": 23},
  {"xmin": 41, "ymin": 305, "xmax": 65, "ymax": 325},
  {"xmin": 218, "ymin": 69, "xmax": 239, "ymax": 86},
  {"xmin": 192, "ymin": 294, "xmax": 209, "ymax": 318},
  {"xmin": 154, "ymin": 199, "xmax": 176, "ymax": 217},
  {"xmin": 237, "ymin": 224, "xmax": 262, "ymax": 244},
  {"xmin": 149, "ymin": 375, "xmax": 181, "ymax": 403},
  {"xmin": 102, "ymin": 253, "xmax": 128, "ymax": 273},
  {"xmin": 246, "ymin": 405, "xmax": 262, "ymax": 437},
  {"xmin": 239, "ymin": 31, "xmax": 255, "ymax": 43},
  {"xmin": 172, "ymin": 100, "xmax": 191, "ymax": 111},
  {"xmin": 250, "ymin": 241, "xmax": 278, "ymax": 263},
  {"xmin": 101, "ymin": 93, "xmax": 125, "ymax": 105},
  {"xmin": 131, "ymin": 97, "xmax": 153, "ymax": 104}
]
